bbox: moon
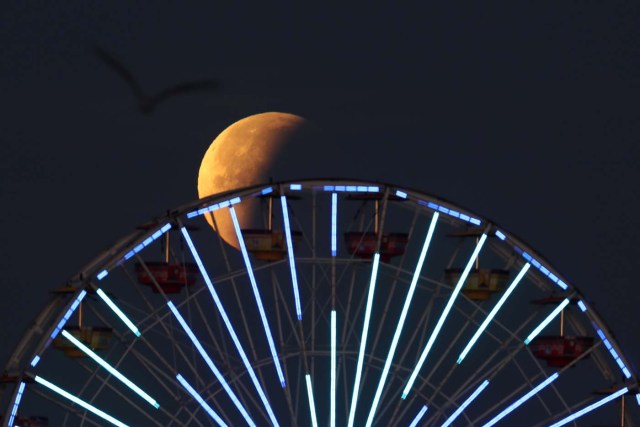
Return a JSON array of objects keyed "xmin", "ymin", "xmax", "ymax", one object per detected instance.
[{"xmin": 197, "ymin": 112, "xmax": 317, "ymax": 249}]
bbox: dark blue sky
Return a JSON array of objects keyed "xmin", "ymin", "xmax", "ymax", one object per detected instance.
[{"xmin": 2, "ymin": 0, "xmax": 640, "ymax": 404}]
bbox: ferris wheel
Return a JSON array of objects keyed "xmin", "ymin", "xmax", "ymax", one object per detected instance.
[{"xmin": 1, "ymin": 179, "xmax": 638, "ymax": 426}]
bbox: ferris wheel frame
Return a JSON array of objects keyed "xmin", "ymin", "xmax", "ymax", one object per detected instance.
[{"xmin": 1, "ymin": 178, "xmax": 638, "ymax": 427}]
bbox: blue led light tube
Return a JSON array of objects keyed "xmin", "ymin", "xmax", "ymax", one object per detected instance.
[
  {"xmin": 176, "ymin": 374, "xmax": 228, "ymax": 427},
  {"xmin": 402, "ymin": 234, "xmax": 487, "ymax": 399},
  {"xmin": 548, "ymin": 387, "xmax": 628, "ymax": 427},
  {"xmin": 281, "ymin": 195, "xmax": 302, "ymax": 320},
  {"xmin": 229, "ymin": 206, "xmax": 286, "ymax": 387},
  {"xmin": 168, "ymin": 301, "xmax": 255, "ymax": 426},
  {"xmin": 482, "ymin": 372, "xmax": 559, "ymax": 427},
  {"xmin": 34, "ymin": 375, "xmax": 130, "ymax": 427},
  {"xmin": 180, "ymin": 227, "xmax": 280, "ymax": 426}
]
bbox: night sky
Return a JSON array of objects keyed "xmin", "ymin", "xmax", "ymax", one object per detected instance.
[{"xmin": 2, "ymin": 1, "xmax": 640, "ymax": 420}]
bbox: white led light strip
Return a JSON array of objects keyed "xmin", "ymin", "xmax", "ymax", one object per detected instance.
[
  {"xmin": 441, "ymin": 380, "xmax": 490, "ymax": 427},
  {"xmin": 61, "ymin": 330, "xmax": 159, "ymax": 409},
  {"xmin": 457, "ymin": 263, "xmax": 531, "ymax": 364},
  {"xmin": 176, "ymin": 374, "xmax": 228, "ymax": 427},
  {"xmin": 168, "ymin": 301, "xmax": 255, "ymax": 426},
  {"xmin": 548, "ymin": 387, "xmax": 628, "ymax": 427},
  {"xmin": 229, "ymin": 206, "xmax": 286, "ymax": 387},
  {"xmin": 347, "ymin": 253, "xmax": 381, "ymax": 427},
  {"xmin": 482, "ymin": 372, "xmax": 559, "ymax": 427},
  {"xmin": 281, "ymin": 195, "xmax": 302, "ymax": 320},
  {"xmin": 331, "ymin": 310, "xmax": 337, "ymax": 427},
  {"xmin": 331, "ymin": 193, "xmax": 338, "ymax": 256},
  {"xmin": 408, "ymin": 405, "xmax": 428, "ymax": 427},
  {"xmin": 524, "ymin": 298, "xmax": 570, "ymax": 345},
  {"xmin": 96, "ymin": 288, "xmax": 141, "ymax": 337},
  {"xmin": 402, "ymin": 234, "xmax": 487, "ymax": 400},
  {"xmin": 364, "ymin": 213, "xmax": 439, "ymax": 426},
  {"xmin": 34, "ymin": 375, "xmax": 130, "ymax": 427},
  {"xmin": 305, "ymin": 374, "xmax": 319, "ymax": 427},
  {"xmin": 180, "ymin": 227, "xmax": 280, "ymax": 426}
]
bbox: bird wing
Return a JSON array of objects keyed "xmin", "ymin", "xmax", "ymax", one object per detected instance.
[
  {"xmin": 147, "ymin": 80, "xmax": 220, "ymax": 109},
  {"xmin": 95, "ymin": 46, "xmax": 146, "ymax": 101}
]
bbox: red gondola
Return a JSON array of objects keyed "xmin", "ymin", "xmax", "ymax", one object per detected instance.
[
  {"xmin": 344, "ymin": 232, "xmax": 409, "ymax": 262},
  {"xmin": 14, "ymin": 416, "xmax": 48, "ymax": 427},
  {"xmin": 529, "ymin": 335, "xmax": 594, "ymax": 367},
  {"xmin": 135, "ymin": 262, "xmax": 199, "ymax": 294}
]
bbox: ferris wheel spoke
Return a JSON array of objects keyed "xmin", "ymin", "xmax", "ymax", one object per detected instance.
[
  {"xmin": 304, "ymin": 374, "xmax": 320, "ymax": 427},
  {"xmin": 34, "ymin": 375, "xmax": 132, "ymax": 427},
  {"xmin": 424, "ymin": 308, "xmax": 541, "ymax": 421},
  {"xmin": 408, "ymin": 404, "xmax": 429, "ymax": 427},
  {"xmin": 545, "ymin": 386, "xmax": 628, "ymax": 427},
  {"xmin": 385, "ymin": 288, "xmax": 438, "ymax": 423},
  {"xmin": 60, "ymin": 329, "xmax": 159, "ymax": 408},
  {"xmin": 364, "ymin": 213, "xmax": 440, "ymax": 426},
  {"xmin": 281, "ymin": 195, "xmax": 303, "ymax": 321},
  {"xmin": 456, "ymin": 263, "xmax": 531, "ymax": 364},
  {"xmin": 145, "ymin": 334, "xmax": 232, "ymax": 424},
  {"xmin": 175, "ymin": 374, "xmax": 228, "ymax": 427},
  {"xmin": 271, "ymin": 271, "xmax": 299, "ymax": 426},
  {"xmin": 30, "ymin": 386, "xmax": 106, "ymax": 427},
  {"xmin": 94, "ymin": 288, "xmax": 141, "ymax": 337},
  {"xmin": 167, "ymin": 301, "xmax": 257, "ymax": 426},
  {"xmin": 452, "ymin": 313, "xmax": 599, "ymax": 425},
  {"xmin": 347, "ymin": 252, "xmax": 381, "ymax": 427},
  {"xmin": 139, "ymin": 323, "xmax": 214, "ymax": 404},
  {"xmin": 65, "ymin": 308, "xmax": 182, "ymax": 425},
  {"xmin": 356, "ymin": 206, "xmax": 421, "ymax": 413},
  {"xmin": 180, "ymin": 225, "xmax": 281, "ymax": 426},
  {"xmin": 385, "ymin": 307, "xmax": 480, "ymax": 425},
  {"xmin": 480, "ymin": 372, "xmax": 559, "ymax": 427},
  {"xmin": 171, "ymin": 343, "xmax": 259, "ymax": 425},
  {"xmin": 270, "ymin": 272, "xmax": 302, "ymax": 349},
  {"xmin": 190, "ymin": 297, "xmax": 234, "ymax": 387},
  {"xmin": 339, "ymin": 269, "xmax": 358, "ymax": 419},
  {"xmin": 83, "ymin": 367, "xmax": 169, "ymax": 426},
  {"xmin": 520, "ymin": 340, "xmax": 603, "ymax": 420},
  {"xmin": 230, "ymin": 206, "xmax": 286, "ymax": 388},
  {"xmin": 391, "ymin": 273, "xmax": 515, "ymax": 421},
  {"xmin": 388, "ymin": 316, "xmax": 468, "ymax": 423},
  {"xmin": 131, "ymin": 260, "xmax": 256, "ymax": 424},
  {"xmin": 506, "ymin": 358, "xmax": 556, "ymax": 421},
  {"xmin": 523, "ymin": 298, "xmax": 571, "ymax": 345},
  {"xmin": 119, "ymin": 257, "xmax": 216, "ymax": 352},
  {"xmin": 403, "ymin": 233, "xmax": 488, "ymax": 400},
  {"xmin": 129, "ymin": 349, "xmax": 208, "ymax": 423},
  {"xmin": 205, "ymin": 212, "xmax": 275, "ymax": 407},
  {"xmin": 330, "ymin": 310, "xmax": 338, "ymax": 427},
  {"xmin": 202, "ymin": 360, "xmax": 276, "ymax": 426},
  {"xmin": 336, "ymin": 268, "xmax": 370, "ymax": 353},
  {"xmin": 447, "ymin": 327, "xmax": 531, "ymax": 409},
  {"xmin": 331, "ymin": 192, "xmax": 338, "ymax": 257},
  {"xmin": 119, "ymin": 263, "xmax": 171, "ymax": 331},
  {"xmin": 420, "ymin": 306, "xmax": 488, "ymax": 402},
  {"xmin": 101, "ymin": 264, "xmax": 236, "ymax": 425},
  {"xmin": 439, "ymin": 379, "xmax": 490, "ymax": 427},
  {"xmin": 378, "ymin": 223, "xmax": 443, "ymax": 424}
]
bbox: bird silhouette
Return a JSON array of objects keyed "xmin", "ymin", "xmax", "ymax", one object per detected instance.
[{"xmin": 95, "ymin": 46, "xmax": 220, "ymax": 114}]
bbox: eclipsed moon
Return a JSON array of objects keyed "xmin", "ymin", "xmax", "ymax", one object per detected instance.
[{"xmin": 197, "ymin": 112, "xmax": 316, "ymax": 249}]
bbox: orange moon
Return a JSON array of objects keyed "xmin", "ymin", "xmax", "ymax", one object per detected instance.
[{"xmin": 197, "ymin": 112, "xmax": 313, "ymax": 248}]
